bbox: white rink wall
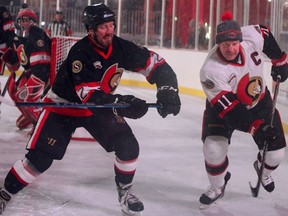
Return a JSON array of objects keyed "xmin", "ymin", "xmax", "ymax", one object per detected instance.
[
  {"xmin": 122, "ymin": 47, "xmax": 273, "ymax": 94},
  {"xmin": 121, "ymin": 48, "xmax": 288, "ymax": 132}
]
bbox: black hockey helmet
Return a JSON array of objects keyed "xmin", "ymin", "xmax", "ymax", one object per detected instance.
[{"xmin": 82, "ymin": 4, "xmax": 116, "ymax": 30}]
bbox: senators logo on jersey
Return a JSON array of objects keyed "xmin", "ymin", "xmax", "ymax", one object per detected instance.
[
  {"xmin": 101, "ymin": 63, "xmax": 124, "ymax": 94},
  {"xmin": 16, "ymin": 44, "xmax": 29, "ymax": 66},
  {"xmin": 237, "ymin": 74, "xmax": 263, "ymax": 107}
]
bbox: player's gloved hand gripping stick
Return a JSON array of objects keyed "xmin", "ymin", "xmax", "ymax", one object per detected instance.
[{"xmin": 249, "ymin": 75, "xmax": 281, "ymax": 197}]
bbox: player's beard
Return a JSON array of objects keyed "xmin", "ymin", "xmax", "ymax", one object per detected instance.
[{"xmin": 94, "ymin": 34, "xmax": 113, "ymax": 49}]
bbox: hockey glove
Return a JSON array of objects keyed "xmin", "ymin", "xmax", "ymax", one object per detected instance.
[
  {"xmin": 271, "ymin": 52, "xmax": 288, "ymax": 82},
  {"xmin": 113, "ymin": 95, "xmax": 148, "ymax": 119},
  {"xmin": 250, "ymin": 120, "xmax": 277, "ymax": 149},
  {"xmin": 1, "ymin": 48, "xmax": 20, "ymax": 72},
  {"xmin": 156, "ymin": 86, "xmax": 181, "ymax": 118}
]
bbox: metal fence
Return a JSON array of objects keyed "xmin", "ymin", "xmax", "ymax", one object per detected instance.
[
  {"xmin": 5, "ymin": 0, "xmax": 288, "ymax": 52},
  {"xmin": 7, "ymin": 6, "xmax": 86, "ymax": 37}
]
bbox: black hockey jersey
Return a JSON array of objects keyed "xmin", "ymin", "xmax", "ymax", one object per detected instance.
[
  {"xmin": 13, "ymin": 26, "xmax": 51, "ymax": 83},
  {"xmin": 0, "ymin": 7, "xmax": 15, "ymax": 50},
  {"xmin": 46, "ymin": 35, "xmax": 178, "ymax": 116}
]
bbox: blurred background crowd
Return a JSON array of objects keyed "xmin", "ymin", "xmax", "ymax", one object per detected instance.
[{"xmin": 2, "ymin": 0, "xmax": 288, "ymax": 52}]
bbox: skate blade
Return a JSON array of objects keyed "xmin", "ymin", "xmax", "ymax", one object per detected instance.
[
  {"xmin": 122, "ymin": 209, "xmax": 143, "ymax": 216},
  {"xmin": 199, "ymin": 201, "xmax": 216, "ymax": 210}
]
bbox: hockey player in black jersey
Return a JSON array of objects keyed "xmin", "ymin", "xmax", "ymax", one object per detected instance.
[
  {"xmin": 199, "ymin": 11, "xmax": 288, "ymax": 209},
  {"xmin": 0, "ymin": 4, "xmax": 181, "ymax": 215},
  {"xmin": 3, "ymin": 6, "xmax": 51, "ymax": 131},
  {"xmin": 0, "ymin": 6, "xmax": 18, "ymax": 75}
]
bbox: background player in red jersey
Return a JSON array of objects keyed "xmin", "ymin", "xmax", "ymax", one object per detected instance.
[
  {"xmin": 4, "ymin": 6, "xmax": 51, "ymax": 132},
  {"xmin": 199, "ymin": 11, "xmax": 288, "ymax": 209},
  {"xmin": 0, "ymin": 4, "xmax": 181, "ymax": 215}
]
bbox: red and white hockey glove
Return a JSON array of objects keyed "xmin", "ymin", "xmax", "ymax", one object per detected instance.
[{"xmin": 271, "ymin": 52, "xmax": 288, "ymax": 82}]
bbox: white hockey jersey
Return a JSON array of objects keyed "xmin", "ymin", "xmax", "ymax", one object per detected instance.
[{"xmin": 200, "ymin": 25, "xmax": 268, "ymax": 110}]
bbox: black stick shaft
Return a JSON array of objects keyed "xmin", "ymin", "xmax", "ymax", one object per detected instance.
[
  {"xmin": 0, "ymin": 95, "xmax": 160, "ymax": 108},
  {"xmin": 249, "ymin": 76, "xmax": 281, "ymax": 197}
]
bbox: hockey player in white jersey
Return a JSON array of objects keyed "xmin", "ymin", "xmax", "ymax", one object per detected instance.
[{"xmin": 199, "ymin": 11, "xmax": 288, "ymax": 209}]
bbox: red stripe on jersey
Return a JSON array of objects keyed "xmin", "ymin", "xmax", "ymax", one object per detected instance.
[
  {"xmin": 43, "ymin": 98, "xmax": 93, "ymax": 116},
  {"xmin": 75, "ymin": 81, "xmax": 101, "ymax": 102},
  {"xmin": 27, "ymin": 110, "xmax": 50, "ymax": 149},
  {"xmin": 210, "ymin": 90, "xmax": 230, "ymax": 105},
  {"xmin": 3, "ymin": 20, "xmax": 15, "ymax": 31},
  {"xmin": 218, "ymin": 100, "xmax": 239, "ymax": 118},
  {"xmin": 30, "ymin": 51, "xmax": 51, "ymax": 66},
  {"xmin": 44, "ymin": 107, "xmax": 93, "ymax": 116},
  {"xmin": 259, "ymin": 26, "xmax": 270, "ymax": 38},
  {"xmin": 135, "ymin": 51, "xmax": 166, "ymax": 79},
  {"xmin": 211, "ymin": 90, "xmax": 240, "ymax": 118},
  {"xmin": 88, "ymin": 35, "xmax": 113, "ymax": 59}
]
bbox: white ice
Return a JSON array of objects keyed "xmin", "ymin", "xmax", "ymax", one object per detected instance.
[{"xmin": 0, "ymin": 76, "xmax": 288, "ymax": 216}]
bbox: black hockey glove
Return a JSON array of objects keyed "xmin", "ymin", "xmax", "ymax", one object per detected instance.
[
  {"xmin": 1, "ymin": 48, "xmax": 20, "ymax": 72},
  {"xmin": 253, "ymin": 122, "xmax": 277, "ymax": 149},
  {"xmin": 271, "ymin": 52, "xmax": 288, "ymax": 82},
  {"xmin": 113, "ymin": 95, "xmax": 148, "ymax": 119},
  {"xmin": 156, "ymin": 86, "xmax": 181, "ymax": 118}
]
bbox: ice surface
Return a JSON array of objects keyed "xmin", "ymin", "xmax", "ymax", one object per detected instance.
[{"xmin": 1, "ymin": 76, "xmax": 288, "ymax": 216}]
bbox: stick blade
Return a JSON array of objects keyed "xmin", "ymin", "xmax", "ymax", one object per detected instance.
[{"xmin": 249, "ymin": 182, "xmax": 259, "ymax": 197}]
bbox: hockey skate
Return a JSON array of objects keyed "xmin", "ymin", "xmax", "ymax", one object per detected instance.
[
  {"xmin": 199, "ymin": 171, "xmax": 231, "ymax": 210},
  {"xmin": 117, "ymin": 183, "xmax": 144, "ymax": 216},
  {"xmin": 0, "ymin": 188, "xmax": 11, "ymax": 215},
  {"xmin": 253, "ymin": 160, "xmax": 275, "ymax": 192}
]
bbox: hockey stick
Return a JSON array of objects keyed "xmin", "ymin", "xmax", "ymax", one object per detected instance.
[
  {"xmin": 0, "ymin": 75, "xmax": 8, "ymax": 116},
  {"xmin": 0, "ymin": 56, "xmax": 5, "ymax": 76},
  {"xmin": 0, "ymin": 94, "xmax": 160, "ymax": 108},
  {"xmin": 249, "ymin": 76, "xmax": 281, "ymax": 197},
  {"xmin": 0, "ymin": 80, "xmax": 8, "ymax": 97}
]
